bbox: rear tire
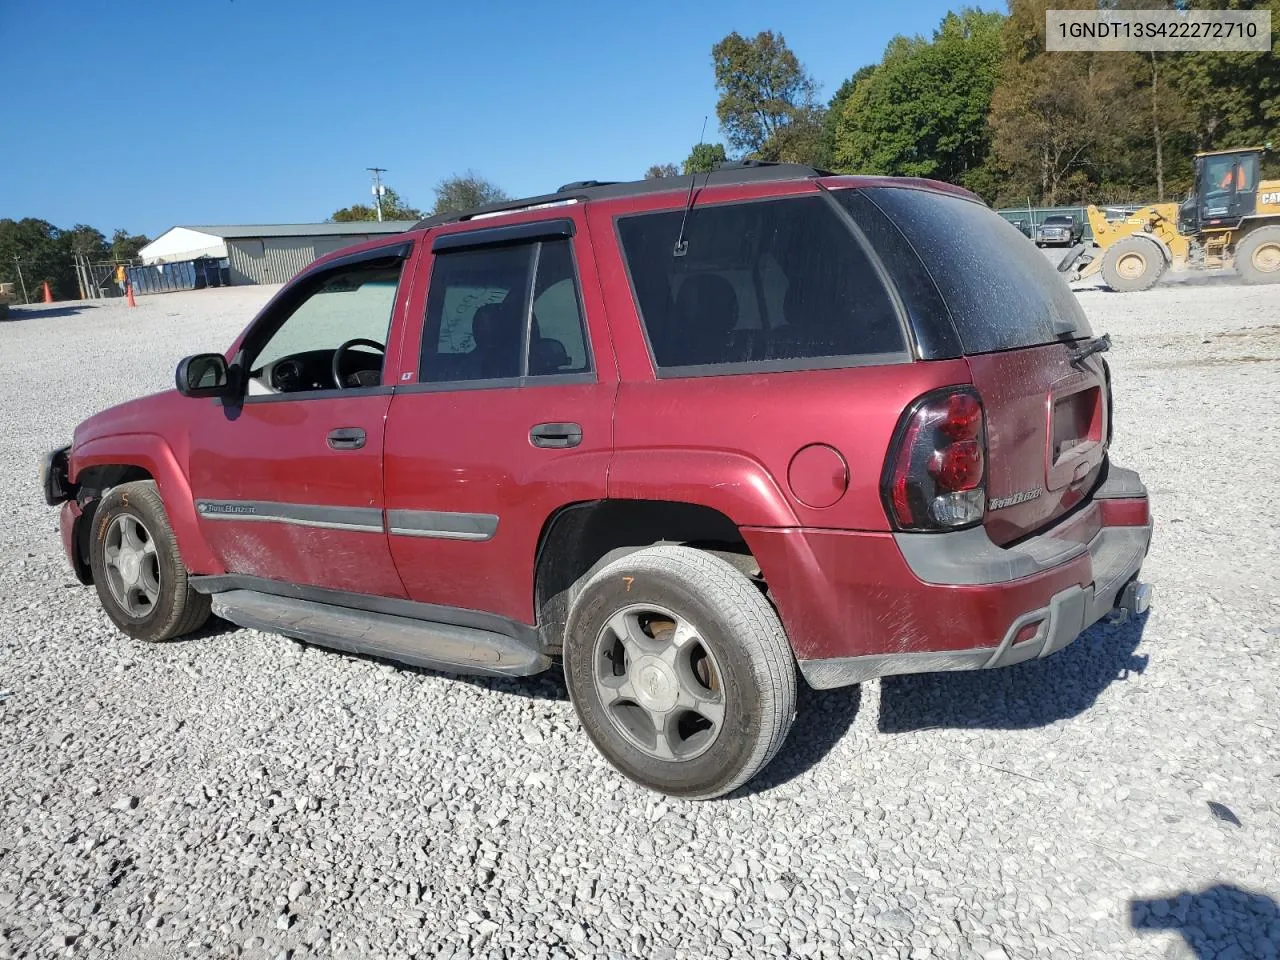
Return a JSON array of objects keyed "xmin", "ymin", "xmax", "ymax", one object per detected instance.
[
  {"xmin": 88, "ymin": 481, "xmax": 210, "ymax": 642},
  {"xmin": 1236, "ymin": 226, "xmax": 1280, "ymax": 284},
  {"xmin": 563, "ymin": 546, "xmax": 797, "ymax": 799},
  {"xmin": 1101, "ymin": 236, "xmax": 1167, "ymax": 292}
]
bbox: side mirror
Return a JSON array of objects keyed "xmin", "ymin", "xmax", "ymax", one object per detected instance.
[{"xmin": 175, "ymin": 353, "xmax": 230, "ymax": 398}]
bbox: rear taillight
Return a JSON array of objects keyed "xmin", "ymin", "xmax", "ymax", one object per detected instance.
[{"xmin": 882, "ymin": 387, "xmax": 987, "ymax": 531}]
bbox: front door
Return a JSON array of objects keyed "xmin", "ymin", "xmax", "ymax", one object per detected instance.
[
  {"xmin": 382, "ymin": 219, "xmax": 615, "ymax": 624},
  {"xmin": 187, "ymin": 247, "xmax": 414, "ymax": 598}
]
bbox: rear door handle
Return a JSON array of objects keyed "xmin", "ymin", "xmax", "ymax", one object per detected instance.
[
  {"xmin": 327, "ymin": 427, "xmax": 366, "ymax": 450},
  {"xmin": 530, "ymin": 422, "xmax": 582, "ymax": 449}
]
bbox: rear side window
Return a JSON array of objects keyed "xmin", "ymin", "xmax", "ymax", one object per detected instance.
[
  {"xmin": 616, "ymin": 195, "xmax": 906, "ymax": 373},
  {"xmin": 419, "ymin": 239, "xmax": 591, "ymax": 383},
  {"xmin": 850, "ymin": 187, "xmax": 1091, "ymax": 353}
]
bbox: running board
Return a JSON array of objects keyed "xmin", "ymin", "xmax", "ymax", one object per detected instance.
[{"xmin": 210, "ymin": 589, "xmax": 550, "ymax": 678}]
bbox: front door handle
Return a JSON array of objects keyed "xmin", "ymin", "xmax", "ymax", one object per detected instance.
[
  {"xmin": 327, "ymin": 427, "xmax": 367, "ymax": 450},
  {"xmin": 530, "ymin": 422, "xmax": 582, "ymax": 449}
]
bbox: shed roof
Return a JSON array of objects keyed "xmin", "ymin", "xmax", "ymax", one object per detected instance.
[{"xmin": 179, "ymin": 222, "xmax": 416, "ymax": 239}]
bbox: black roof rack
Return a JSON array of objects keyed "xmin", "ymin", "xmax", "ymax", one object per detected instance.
[{"xmin": 412, "ymin": 161, "xmax": 832, "ymax": 230}]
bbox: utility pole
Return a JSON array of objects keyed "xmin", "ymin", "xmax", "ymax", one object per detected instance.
[
  {"xmin": 14, "ymin": 258, "xmax": 28, "ymax": 304},
  {"xmin": 367, "ymin": 167, "xmax": 387, "ymax": 222}
]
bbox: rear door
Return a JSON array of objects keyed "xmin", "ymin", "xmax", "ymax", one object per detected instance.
[
  {"xmin": 840, "ymin": 186, "xmax": 1109, "ymax": 545},
  {"xmin": 380, "ymin": 214, "xmax": 616, "ymax": 624}
]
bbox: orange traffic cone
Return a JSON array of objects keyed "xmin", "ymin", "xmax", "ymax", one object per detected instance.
[
  {"xmin": 126, "ymin": 282, "xmax": 137, "ymax": 308},
  {"xmin": 41, "ymin": 281, "xmax": 53, "ymax": 303}
]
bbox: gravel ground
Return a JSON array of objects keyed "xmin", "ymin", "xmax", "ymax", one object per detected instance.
[{"xmin": 2, "ymin": 273, "xmax": 1278, "ymax": 960}]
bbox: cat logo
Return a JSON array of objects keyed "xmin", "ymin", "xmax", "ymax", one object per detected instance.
[{"xmin": 1260, "ymin": 191, "xmax": 1280, "ymax": 206}]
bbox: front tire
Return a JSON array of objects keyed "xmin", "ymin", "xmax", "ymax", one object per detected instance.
[
  {"xmin": 1101, "ymin": 236, "xmax": 1167, "ymax": 292},
  {"xmin": 88, "ymin": 481, "xmax": 210, "ymax": 642},
  {"xmin": 1236, "ymin": 226, "xmax": 1280, "ymax": 284},
  {"xmin": 563, "ymin": 546, "xmax": 797, "ymax": 799}
]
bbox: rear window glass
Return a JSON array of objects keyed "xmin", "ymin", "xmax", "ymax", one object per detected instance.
[
  {"xmin": 848, "ymin": 188, "xmax": 1091, "ymax": 353},
  {"xmin": 616, "ymin": 195, "xmax": 906, "ymax": 372}
]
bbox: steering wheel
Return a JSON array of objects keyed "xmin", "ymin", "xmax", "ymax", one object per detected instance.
[{"xmin": 332, "ymin": 338, "xmax": 386, "ymax": 389}]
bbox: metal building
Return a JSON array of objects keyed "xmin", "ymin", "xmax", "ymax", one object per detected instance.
[{"xmin": 138, "ymin": 222, "xmax": 415, "ymax": 285}]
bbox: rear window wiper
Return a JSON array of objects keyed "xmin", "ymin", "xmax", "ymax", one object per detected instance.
[{"xmin": 1069, "ymin": 332, "xmax": 1110, "ymax": 368}]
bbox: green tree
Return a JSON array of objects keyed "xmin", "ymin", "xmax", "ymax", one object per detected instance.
[
  {"xmin": 712, "ymin": 31, "xmax": 818, "ymax": 155},
  {"xmin": 644, "ymin": 163, "xmax": 680, "ymax": 179},
  {"xmin": 1160, "ymin": 0, "xmax": 1280, "ymax": 179},
  {"xmin": 331, "ymin": 185, "xmax": 423, "ymax": 222},
  {"xmin": 60, "ymin": 224, "xmax": 108, "ymax": 258},
  {"xmin": 0, "ymin": 219, "xmax": 86, "ymax": 300},
  {"xmin": 110, "ymin": 229, "xmax": 150, "ymax": 262},
  {"xmin": 833, "ymin": 9, "xmax": 1004, "ymax": 195},
  {"xmin": 988, "ymin": 0, "xmax": 1146, "ymax": 205},
  {"xmin": 755, "ymin": 108, "xmax": 830, "ymax": 167},
  {"xmin": 431, "ymin": 172, "xmax": 510, "ymax": 216},
  {"xmin": 822, "ymin": 65, "xmax": 876, "ymax": 167},
  {"xmin": 682, "ymin": 142, "xmax": 728, "ymax": 175}
]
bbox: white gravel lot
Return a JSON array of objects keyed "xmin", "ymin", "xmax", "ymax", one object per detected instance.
[{"xmin": 1, "ymin": 273, "xmax": 1278, "ymax": 960}]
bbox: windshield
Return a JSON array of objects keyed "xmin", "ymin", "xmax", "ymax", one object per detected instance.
[
  {"xmin": 842, "ymin": 187, "xmax": 1092, "ymax": 353},
  {"xmin": 1044, "ymin": 217, "xmax": 1072, "ymax": 225}
]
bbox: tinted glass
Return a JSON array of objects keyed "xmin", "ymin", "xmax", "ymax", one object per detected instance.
[
  {"xmin": 420, "ymin": 240, "xmax": 591, "ymax": 383},
  {"xmin": 530, "ymin": 240, "xmax": 590, "ymax": 376},
  {"xmin": 617, "ymin": 195, "xmax": 905, "ymax": 372},
  {"xmin": 855, "ymin": 187, "xmax": 1091, "ymax": 353},
  {"xmin": 836, "ymin": 189, "xmax": 959, "ymax": 359},
  {"xmin": 421, "ymin": 244, "xmax": 532, "ymax": 382}
]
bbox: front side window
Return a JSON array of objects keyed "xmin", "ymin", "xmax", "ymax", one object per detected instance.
[
  {"xmin": 419, "ymin": 239, "xmax": 591, "ymax": 383},
  {"xmin": 616, "ymin": 194, "xmax": 906, "ymax": 373},
  {"xmin": 247, "ymin": 260, "xmax": 403, "ymax": 395}
]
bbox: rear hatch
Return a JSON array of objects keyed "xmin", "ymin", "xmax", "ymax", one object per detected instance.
[{"xmin": 837, "ymin": 185, "xmax": 1108, "ymax": 545}]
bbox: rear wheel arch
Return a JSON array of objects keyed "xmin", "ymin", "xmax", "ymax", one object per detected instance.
[{"xmin": 533, "ymin": 499, "xmax": 764, "ymax": 656}]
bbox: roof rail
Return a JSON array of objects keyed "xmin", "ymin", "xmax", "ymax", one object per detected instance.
[
  {"xmin": 411, "ymin": 162, "xmax": 830, "ymax": 231},
  {"xmin": 556, "ymin": 180, "xmax": 620, "ymax": 192}
]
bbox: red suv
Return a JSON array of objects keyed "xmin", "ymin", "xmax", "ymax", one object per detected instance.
[{"xmin": 42, "ymin": 163, "xmax": 1152, "ymax": 799}]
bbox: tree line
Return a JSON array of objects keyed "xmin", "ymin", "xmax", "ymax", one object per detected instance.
[
  {"xmin": 330, "ymin": 171, "xmax": 510, "ymax": 222},
  {"xmin": 0, "ymin": 221, "xmax": 149, "ymax": 302},
  {"xmin": 648, "ymin": 0, "xmax": 1280, "ymax": 207}
]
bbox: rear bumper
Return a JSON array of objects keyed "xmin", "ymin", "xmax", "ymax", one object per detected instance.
[{"xmin": 743, "ymin": 463, "xmax": 1152, "ymax": 689}]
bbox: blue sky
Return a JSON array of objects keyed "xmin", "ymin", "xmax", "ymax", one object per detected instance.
[{"xmin": 0, "ymin": 0, "xmax": 1000, "ymax": 238}]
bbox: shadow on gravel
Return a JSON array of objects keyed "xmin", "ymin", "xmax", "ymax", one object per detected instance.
[
  {"xmin": 731, "ymin": 682, "xmax": 862, "ymax": 798},
  {"xmin": 1130, "ymin": 883, "xmax": 1280, "ymax": 959},
  {"xmin": 3, "ymin": 304, "xmax": 98, "ymax": 320},
  {"xmin": 877, "ymin": 612, "xmax": 1149, "ymax": 733},
  {"xmin": 183, "ymin": 615, "xmax": 241, "ymax": 642},
  {"xmin": 287, "ymin": 637, "xmax": 574, "ymax": 702}
]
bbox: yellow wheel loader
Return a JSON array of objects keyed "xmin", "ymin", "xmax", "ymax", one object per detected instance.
[
  {"xmin": 1060, "ymin": 147, "xmax": 1280, "ymax": 290},
  {"xmin": 0, "ymin": 282, "xmax": 17, "ymax": 321}
]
